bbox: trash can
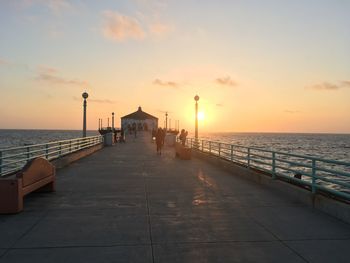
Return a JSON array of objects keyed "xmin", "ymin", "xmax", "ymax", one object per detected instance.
[{"xmin": 104, "ymin": 132, "xmax": 114, "ymax": 146}]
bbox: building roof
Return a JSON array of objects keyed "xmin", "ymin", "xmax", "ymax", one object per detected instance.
[{"xmin": 121, "ymin": 106, "xmax": 158, "ymax": 120}]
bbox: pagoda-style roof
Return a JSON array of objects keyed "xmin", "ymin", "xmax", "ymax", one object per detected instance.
[{"xmin": 121, "ymin": 106, "xmax": 158, "ymax": 120}]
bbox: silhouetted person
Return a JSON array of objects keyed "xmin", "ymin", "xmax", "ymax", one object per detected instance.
[
  {"xmin": 114, "ymin": 130, "xmax": 117, "ymax": 143},
  {"xmin": 120, "ymin": 128, "xmax": 125, "ymax": 143},
  {"xmin": 161, "ymin": 128, "xmax": 166, "ymax": 146},
  {"xmin": 156, "ymin": 128, "xmax": 163, "ymax": 155},
  {"xmin": 179, "ymin": 129, "xmax": 188, "ymax": 146}
]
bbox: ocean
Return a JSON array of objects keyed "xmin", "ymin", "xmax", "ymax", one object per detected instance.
[
  {"xmin": 198, "ymin": 132, "xmax": 350, "ymax": 162},
  {"xmin": 1, "ymin": 129, "xmax": 349, "ymax": 162},
  {"xmin": 0, "ymin": 129, "xmax": 99, "ymax": 149}
]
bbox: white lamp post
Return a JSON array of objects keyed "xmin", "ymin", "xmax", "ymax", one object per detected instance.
[
  {"xmin": 194, "ymin": 95, "xmax": 199, "ymax": 141},
  {"xmin": 112, "ymin": 112, "xmax": 115, "ymax": 131},
  {"xmin": 82, "ymin": 92, "xmax": 88, "ymax": 137},
  {"xmin": 165, "ymin": 112, "xmax": 168, "ymax": 131}
]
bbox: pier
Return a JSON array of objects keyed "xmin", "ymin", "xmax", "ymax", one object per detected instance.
[{"xmin": 1, "ymin": 133, "xmax": 350, "ymax": 262}]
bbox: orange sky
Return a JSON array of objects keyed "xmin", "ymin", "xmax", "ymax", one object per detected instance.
[{"xmin": 0, "ymin": 1, "xmax": 349, "ymax": 133}]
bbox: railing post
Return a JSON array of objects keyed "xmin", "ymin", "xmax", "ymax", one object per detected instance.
[
  {"xmin": 272, "ymin": 152, "xmax": 276, "ymax": 179},
  {"xmin": 59, "ymin": 142, "xmax": 62, "ymax": 157},
  {"xmin": 45, "ymin": 144, "xmax": 49, "ymax": 159},
  {"xmin": 209, "ymin": 141, "xmax": 212, "ymax": 154},
  {"xmin": 247, "ymin": 148, "xmax": 250, "ymax": 168},
  {"xmin": 26, "ymin": 146, "xmax": 30, "ymax": 160},
  {"xmin": 69, "ymin": 140, "xmax": 72, "ymax": 153},
  {"xmin": 312, "ymin": 159, "xmax": 316, "ymax": 194},
  {"xmin": 0, "ymin": 151, "xmax": 2, "ymax": 175},
  {"xmin": 218, "ymin": 143, "xmax": 221, "ymax": 157},
  {"xmin": 191, "ymin": 138, "xmax": 193, "ymax": 148},
  {"xmin": 230, "ymin": 145, "xmax": 233, "ymax": 162},
  {"xmin": 201, "ymin": 140, "xmax": 204, "ymax": 152}
]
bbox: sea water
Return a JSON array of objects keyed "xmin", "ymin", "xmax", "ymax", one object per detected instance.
[
  {"xmin": 198, "ymin": 132, "xmax": 350, "ymax": 162},
  {"xmin": 0, "ymin": 129, "xmax": 98, "ymax": 149},
  {"xmin": 1, "ymin": 130, "xmax": 349, "ymax": 162}
]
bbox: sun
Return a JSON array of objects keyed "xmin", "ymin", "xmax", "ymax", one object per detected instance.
[{"xmin": 198, "ymin": 111, "xmax": 205, "ymax": 121}]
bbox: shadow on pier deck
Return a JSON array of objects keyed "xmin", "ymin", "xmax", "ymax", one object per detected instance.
[{"xmin": 1, "ymin": 133, "xmax": 350, "ymax": 262}]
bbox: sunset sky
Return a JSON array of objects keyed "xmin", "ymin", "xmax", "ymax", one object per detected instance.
[{"xmin": 0, "ymin": 0, "xmax": 349, "ymax": 133}]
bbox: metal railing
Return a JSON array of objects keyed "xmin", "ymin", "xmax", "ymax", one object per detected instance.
[
  {"xmin": 0, "ymin": 135, "xmax": 103, "ymax": 177},
  {"xmin": 187, "ymin": 138, "xmax": 350, "ymax": 201}
]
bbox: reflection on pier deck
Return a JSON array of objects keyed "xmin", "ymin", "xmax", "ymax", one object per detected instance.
[{"xmin": 1, "ymin": 132, "xmax": 350, "ymax": 262}]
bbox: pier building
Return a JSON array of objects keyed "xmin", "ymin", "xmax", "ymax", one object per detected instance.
[{"xmin": 121, "ymin": 106, "xmax": 158, "ymax": 132}]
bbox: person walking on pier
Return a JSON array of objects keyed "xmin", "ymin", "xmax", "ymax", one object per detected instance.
[
  {"xmin": 156, "ymin": 128, "xmax": 163, "ymax": 155},
  {"xmin": 161, "ymin": 128, "xmax": 166, "ymax": 146}
]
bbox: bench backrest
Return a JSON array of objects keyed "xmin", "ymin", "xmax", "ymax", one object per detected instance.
[{"xmin": 16, "ymin": 158, "xmax": 55, "ymax": 187}]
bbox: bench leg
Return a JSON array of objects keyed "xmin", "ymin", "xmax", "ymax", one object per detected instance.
[
  {"xmin": 0, "ymin": 179, "xmax": 23, "ymax": 214},
  {"xmin": 35, "ymin": 181, "xmax": 56, "ymax": 193}
]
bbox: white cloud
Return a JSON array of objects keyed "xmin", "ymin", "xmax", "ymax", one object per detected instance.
[
  {"xmin": 153, "ymin": 78, "xmax": 179, "ymax": 89},
  {"xmin": 306, "ymin": 81, "xmax": 350, "ymax": 91},
  {"xmin": 215, "ymin": 76, "xmax": 237, "ymax": 87},
  {"xmin": 102, "ymin": 11, "xmax": 145, "ymax": 42},
  {"xmin": 0, "ymin": 58, "xmax": 10, "ymax": 66},
  {"xmin": 101, "ymin": 9, "xmax": 173, "ymax": 42},
  {"xmin": 284, "ymin": 110, "xmax": 300, "ymax": 114},
  {"xmin": 149, "ymin": 22, "xmax": 172, "ymax": 36},
  {"xmin": 341, "ymin": 81, "xmax": 350, "ymax": 88},
  {"xmin": 35, "ymin": 67, "xmax": 88, "ymax": 87},
  {"xmin": 21, "ymin": 0, "xmax": 71, "ymax": 12},
  {"xmin": 20, "ymin": 0, "xmax": 72, "ymax": 14},
  {"xmin": 73, "ymin": 96, "xmax": 116, "ymax": 104}
]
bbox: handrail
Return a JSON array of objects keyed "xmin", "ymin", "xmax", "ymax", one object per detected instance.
[
  {"xmin": 0, "ymin": 135, "xmax": 99, "ymax": 152},
  {"xmin": 0, "ymin": 135, "xmax": 103, "ymax": 176},
  {"xmin": 186, "ymin": 138, "xmax": 350, "ymax": 201}
]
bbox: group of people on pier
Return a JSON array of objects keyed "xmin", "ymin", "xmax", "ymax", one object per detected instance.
[
  {"xmin": 178, "ymin": 129, "xmax": 188, "ymax": 146},
  {"xmin": 152, "ymin": 128, "xmax": 188, "ymax": 155}
]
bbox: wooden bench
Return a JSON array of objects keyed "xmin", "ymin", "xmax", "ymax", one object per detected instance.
[
  {"xmin": 0, "ymin": 157, "xmax": 55, "ymax": 214},
  {"xmin": 175, "ymin": 142, "xmax": 191, "ymax": 160}
]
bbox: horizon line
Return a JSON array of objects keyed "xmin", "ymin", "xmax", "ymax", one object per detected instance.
[{"xmin": 0, "ymin": 128, "xmax": 349, "ymax": 135}]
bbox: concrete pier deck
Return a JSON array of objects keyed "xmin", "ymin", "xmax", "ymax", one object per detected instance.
[{"xmin": 1, "ymin": 133, "xmax": 350, "ymax": 262}]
